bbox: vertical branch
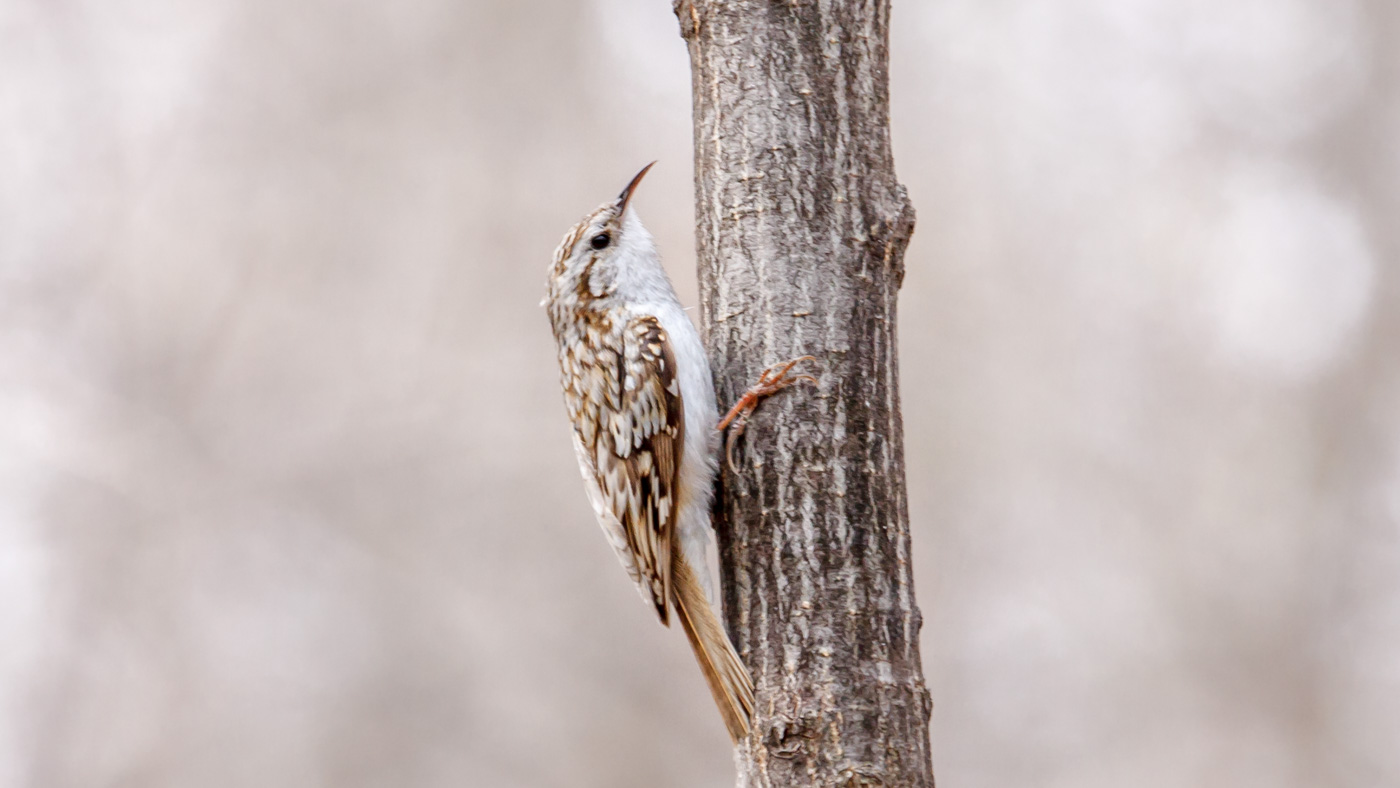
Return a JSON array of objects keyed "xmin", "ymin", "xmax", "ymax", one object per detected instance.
[{"xmin": 675, "ymin": 1, "xmax": 931, "ymax": 786}]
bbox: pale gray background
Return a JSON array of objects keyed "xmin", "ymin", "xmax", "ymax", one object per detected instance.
[{"xmin": 2, "ymin": 1, "xmax": 1397, "ymax": 786}]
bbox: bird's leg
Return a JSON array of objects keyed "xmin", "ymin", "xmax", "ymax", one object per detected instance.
[{"xmin": 717, "ymin": 356, "xmax": 817, "ymax": 472}]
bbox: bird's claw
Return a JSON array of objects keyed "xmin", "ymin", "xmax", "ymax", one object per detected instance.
[{"xmin": 717, "ymin": 356, "xmax": 818, "ymax": 472}]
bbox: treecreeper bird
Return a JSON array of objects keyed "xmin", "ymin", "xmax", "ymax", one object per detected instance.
[{"xmin": 543, "ymin": 164, "xmax": 812, "ymax": 743}]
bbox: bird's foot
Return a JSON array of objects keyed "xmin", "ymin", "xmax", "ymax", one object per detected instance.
[{"xmin": 717, "ymin": 356, "xmax": 817, "ymax": 472}]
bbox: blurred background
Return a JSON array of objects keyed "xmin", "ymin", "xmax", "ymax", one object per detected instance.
[{"xmin": 2, "ymin": 1, "xmax": 1397, "ymax": 786}]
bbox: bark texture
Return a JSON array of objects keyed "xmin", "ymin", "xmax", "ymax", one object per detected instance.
[{"xmin": 674, "ymin": 2, "xmax": 931, "ymax": 786}]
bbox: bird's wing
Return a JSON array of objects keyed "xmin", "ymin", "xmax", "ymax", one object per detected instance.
[{"xmin": 567, "ymin": 315, "xmax": 683, "ymax": 625}]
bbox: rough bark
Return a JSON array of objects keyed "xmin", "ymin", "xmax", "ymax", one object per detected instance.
[{"xmin": 673, "ymin": 2, "xmax": 931, "ymax": 786}]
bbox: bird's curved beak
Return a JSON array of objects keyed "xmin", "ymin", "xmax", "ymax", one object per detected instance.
[{"xmin": 617, "ymin": 161, "xmax": 656, "ymax": 214}]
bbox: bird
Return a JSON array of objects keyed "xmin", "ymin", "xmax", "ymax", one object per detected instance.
[{"xmin": 543, "ymin": 164, "xmax": 811, "ymax": 744}]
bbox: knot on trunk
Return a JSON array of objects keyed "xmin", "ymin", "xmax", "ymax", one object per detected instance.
[
  {"xmin": 839, "ymin": 768, "xmax": 888, "ymax": 787},
  {"xmin": 672, "ymin": 0, "xmax": 701, "ymax": 41},
  {"xmin": 872, "ymin": 185, "xmax": 916, "ymax": 289},
  {"xmin": 763, "ymin": 711, "xmax": 821, "ymax": 759}
]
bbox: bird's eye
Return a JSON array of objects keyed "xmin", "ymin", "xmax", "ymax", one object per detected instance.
[{"xmin": 590, "ymin": 232, "xmax": 611, "ymax": 250}]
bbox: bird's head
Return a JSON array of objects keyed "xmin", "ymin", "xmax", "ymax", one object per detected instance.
[{"xmin": 546, "ymin": 163, "xmax": 660, "ymax": 308}]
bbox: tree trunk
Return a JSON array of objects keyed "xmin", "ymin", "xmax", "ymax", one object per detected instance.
[{"xmin": 673, "ymin": 2, "xmax": 931, "ymax": 786}]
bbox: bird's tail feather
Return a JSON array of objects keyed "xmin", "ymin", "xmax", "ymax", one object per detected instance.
[{"xmin": 671, "ymin": 553, "xmax": 755, "ymax": 744}]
